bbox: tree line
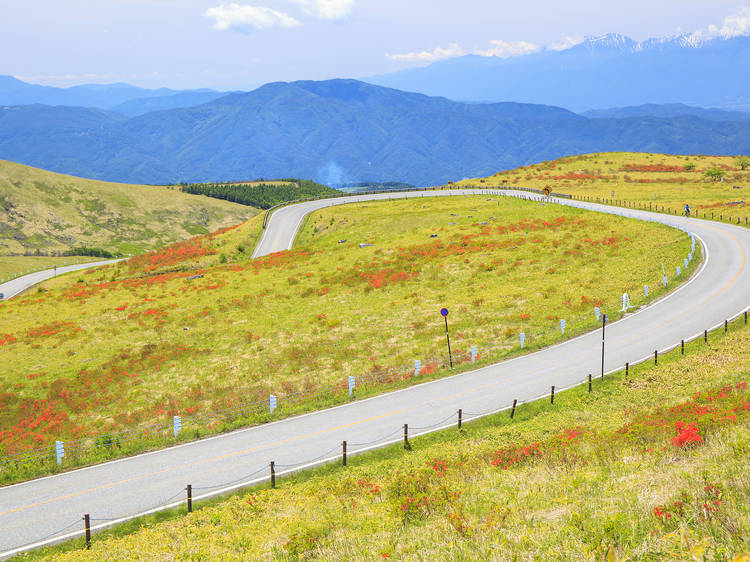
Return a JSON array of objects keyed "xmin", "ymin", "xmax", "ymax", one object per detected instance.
[{"xmin": 181, "ymin": 179, "xmax": 340, "ymax": 209}]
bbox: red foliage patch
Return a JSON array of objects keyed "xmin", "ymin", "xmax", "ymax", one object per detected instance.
[{"xmin": 128, "ymin": 237, "xmax": 216, "ymax": 273}]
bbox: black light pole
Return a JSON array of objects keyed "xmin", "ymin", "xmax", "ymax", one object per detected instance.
[
  {"xmin": 600, "ymin": 313, "xmax": 607, "ymax": 379},
  {"xmin": 441, "ymin": 308, "xmax": 453, "ymax": 368}
]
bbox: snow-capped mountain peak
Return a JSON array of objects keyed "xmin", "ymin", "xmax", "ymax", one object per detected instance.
[{"xmin": 579, "ymin": 33, "xmax": 638, "ymax": 52}]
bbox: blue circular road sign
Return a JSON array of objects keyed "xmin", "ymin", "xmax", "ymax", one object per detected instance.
[{"xmin": 440, "ymin": 308, "xmax": 449, "ymax": 317}]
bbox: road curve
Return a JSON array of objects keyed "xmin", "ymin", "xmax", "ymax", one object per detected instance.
[
  {"xmin": 1, "ymin": 190, "xmax": 749, "ymax": 556},
  {"xmin": 0, "ymin": 259, "xmax": 124, "ymax": 301}
]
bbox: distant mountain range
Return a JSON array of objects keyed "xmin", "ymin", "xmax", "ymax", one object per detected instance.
[
  {"xmin": 582, "ymin": 103, "xmax": 750, "ymax": 122},
  {"xmin": 0, "ymin": 75, "xmax": 228, "ymax": 116},
  {"xmin": 1, "ymin": 79, "xmax": 749, "ymax": 186},
  {"xmin": 367, "ymin": 33, "xmax": 750, "ymax": 112}
]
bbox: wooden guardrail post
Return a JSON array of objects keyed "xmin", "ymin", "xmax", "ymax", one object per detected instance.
[
  {"xmin": 187, "ymin": 484, "xmax": 192, "ymax": 513},
  {"xmin": 84, "ymin": 514, "xmax": 91, "ymax": 550}
]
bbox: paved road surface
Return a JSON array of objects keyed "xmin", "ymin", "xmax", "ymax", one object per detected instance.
[
  {"xmin": 1, "ymin": 190, "xmax": 748, "ymax": 556},
  {"xmin": 0, "ymin": 259, "xmax": 123, "ymax": 301}
]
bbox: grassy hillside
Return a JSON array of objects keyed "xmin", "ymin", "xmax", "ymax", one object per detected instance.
[
  {"xmin": 0, "ymin": 256, "xmax": 99, "ymax": 281},
  {"xmin": 0, "ymin": 195, "xmax": 694, "ymax": 475},
  {"xmin": 457, "ymin": 152, "xmax": 750, "ymax": 222},
  {"xmin": 0, "ymin": 159, "xmax": 255, "ymax": 255},
  {"xmin": 38, "ymin": 306, "xmax": 750, "ymax": 560}
]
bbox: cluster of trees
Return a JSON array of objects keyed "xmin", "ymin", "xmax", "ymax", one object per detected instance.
[
  {"xmin": 181, "ymin": 179, "xmax": 339, "ymax": 209},
  {"xmin": 702, "ymin": 157, "xmax": 750, "ymax": 181},
  {"xmin": 704, "ymin": 168, "xmax": 727, "ymax": 181},
  {"xmin": 14, "ymin": 247, "xmax": 116, "ymax": 258},
  {"xmin": 62, "ymin": 246, "xmax": 115, "ymax": 258}
]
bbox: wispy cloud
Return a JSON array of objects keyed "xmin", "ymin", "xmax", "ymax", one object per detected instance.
[
  {"xmin": 387, "ymin": 43, "xmax": 466, "ymax": 63},
  {"xmin": 474, "ymin": 39, "xmax": 540, "ymax": 57},
  {"xmin": 387, "ymin": 38, "xmax": 543, "ymax": 64},
  {"xmin": 548, "ymin": 36, "xmax": 583, "ymax": 51},
  {"xmin": 203, "ymin": 3, "xmax": 301, "ymax": 32},
  {"xmin": 290, "ymin": 0, "xmax": 356, "ymax": 20}
]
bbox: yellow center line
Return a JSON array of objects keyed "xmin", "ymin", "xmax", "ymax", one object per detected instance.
[
  {"xmin": 270, "ymin": 217, "xmax": 285, "ymax": 253},
  {"xmin": 196, "ymin": 406, "xmax": 414, "ymax": 464},
  {"xmin": 0, "ymin": 468, "xmax": 173, "ymax": 518},
  {"xmin": 0, "ymin": 407, "xmax": 413, "ymax": 518}
]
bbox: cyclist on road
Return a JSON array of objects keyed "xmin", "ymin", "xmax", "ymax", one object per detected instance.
[{"xmin": 684, "ymin": 203, "xmax": 691, "ymax": 217}]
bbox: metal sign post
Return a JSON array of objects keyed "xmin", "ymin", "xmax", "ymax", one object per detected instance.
[
  {"xmin": 601, "ymin": 313, "xmax": 608, "ymax": 379},
  {"xmin": 441, "ymin": 308, "xmax": 453, "ymax": 368}
]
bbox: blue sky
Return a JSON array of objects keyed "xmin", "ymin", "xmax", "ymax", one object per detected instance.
[{"xmin": 2, "ymin": 0, "xmax": 749, "ymax": 90}]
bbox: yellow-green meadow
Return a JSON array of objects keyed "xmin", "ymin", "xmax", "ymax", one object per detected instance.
[{"xmin": 0, "ymin": 195, "xmax": 693, "ymax": 475}]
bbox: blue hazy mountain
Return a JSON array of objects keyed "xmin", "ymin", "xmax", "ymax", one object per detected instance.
[
  {"xmin": 1, "ymin": 79, "xmax": 749, "ymax": 186},
  {"xmin": 110, "ymin": 91, "xmax": 232, "ymax": 117},
  {"xmin": 367, "ymin": 33, "xmax": 750, "ymax": 112},
  {"xmin": 0, "ymin": 75, "xmax": 226, "ymax": 115},
  {"xmin": 582, "ymin": 103, "xmax": 750, "ymax": 122}
]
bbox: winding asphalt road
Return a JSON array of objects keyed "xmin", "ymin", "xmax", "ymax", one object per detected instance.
[
  {"xmin": 1, "ymin": 190, "xmax": 748, "ymax": 557},
  {"xmin": 0, "ymin": 259, "xmax": 123, "ymax": 301}
]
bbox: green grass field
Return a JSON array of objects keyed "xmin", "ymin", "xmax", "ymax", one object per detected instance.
[
  {"xmin": 33, "ymin": 301, "xmax": 750, "ymax": 561},
  {"xmin": 0, "ymin": 195, "xmax": 695, "ymax": 478},
  {"xmin": 0, "ymin": 256, "xmax": 100, "ymax": 281},
  {"xmin": 0, "ymin": 159, "xmax": 255, "ymax": 256},
  {"xmin": 456, "ymin": 152, "xmax": 750, "ymax": 223}
]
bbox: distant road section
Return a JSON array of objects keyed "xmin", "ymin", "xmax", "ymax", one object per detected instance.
[
  {"xmin": 0, "ymin": 259, "xmax": 124, "ymax": 300},
  {"xmin": 253, "ymin": 191, "xmax": 465, "ymax": 257}
]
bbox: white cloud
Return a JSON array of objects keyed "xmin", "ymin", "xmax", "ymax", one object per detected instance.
[
  {"xmin": 203, "ymin": 3, "xmax": 301, "ymax": 32},
  {"xmin": 708, "ymin": 6, "xmax": 750, "ymax": 38},
  {"xmin": 548, "ymin": 36, "xmax": 583, "ymax": 51},
  {"xmin": 387, "ymin": 43, "xmax": 466, "ymax": 63},
  {"xmin": 291, "ymin": 0, "xmax": 355, "ymax": 20},
  {"xmin": 386, "ymin": 33, "xmax": 589, "ymax": 66},
  {"xmin": 475, "ymin": 39, "xmax": 540, "ymax": 57},
  {"xmin": 688, "ymin": 6, "xmax": 750, "ymax": 42}
]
